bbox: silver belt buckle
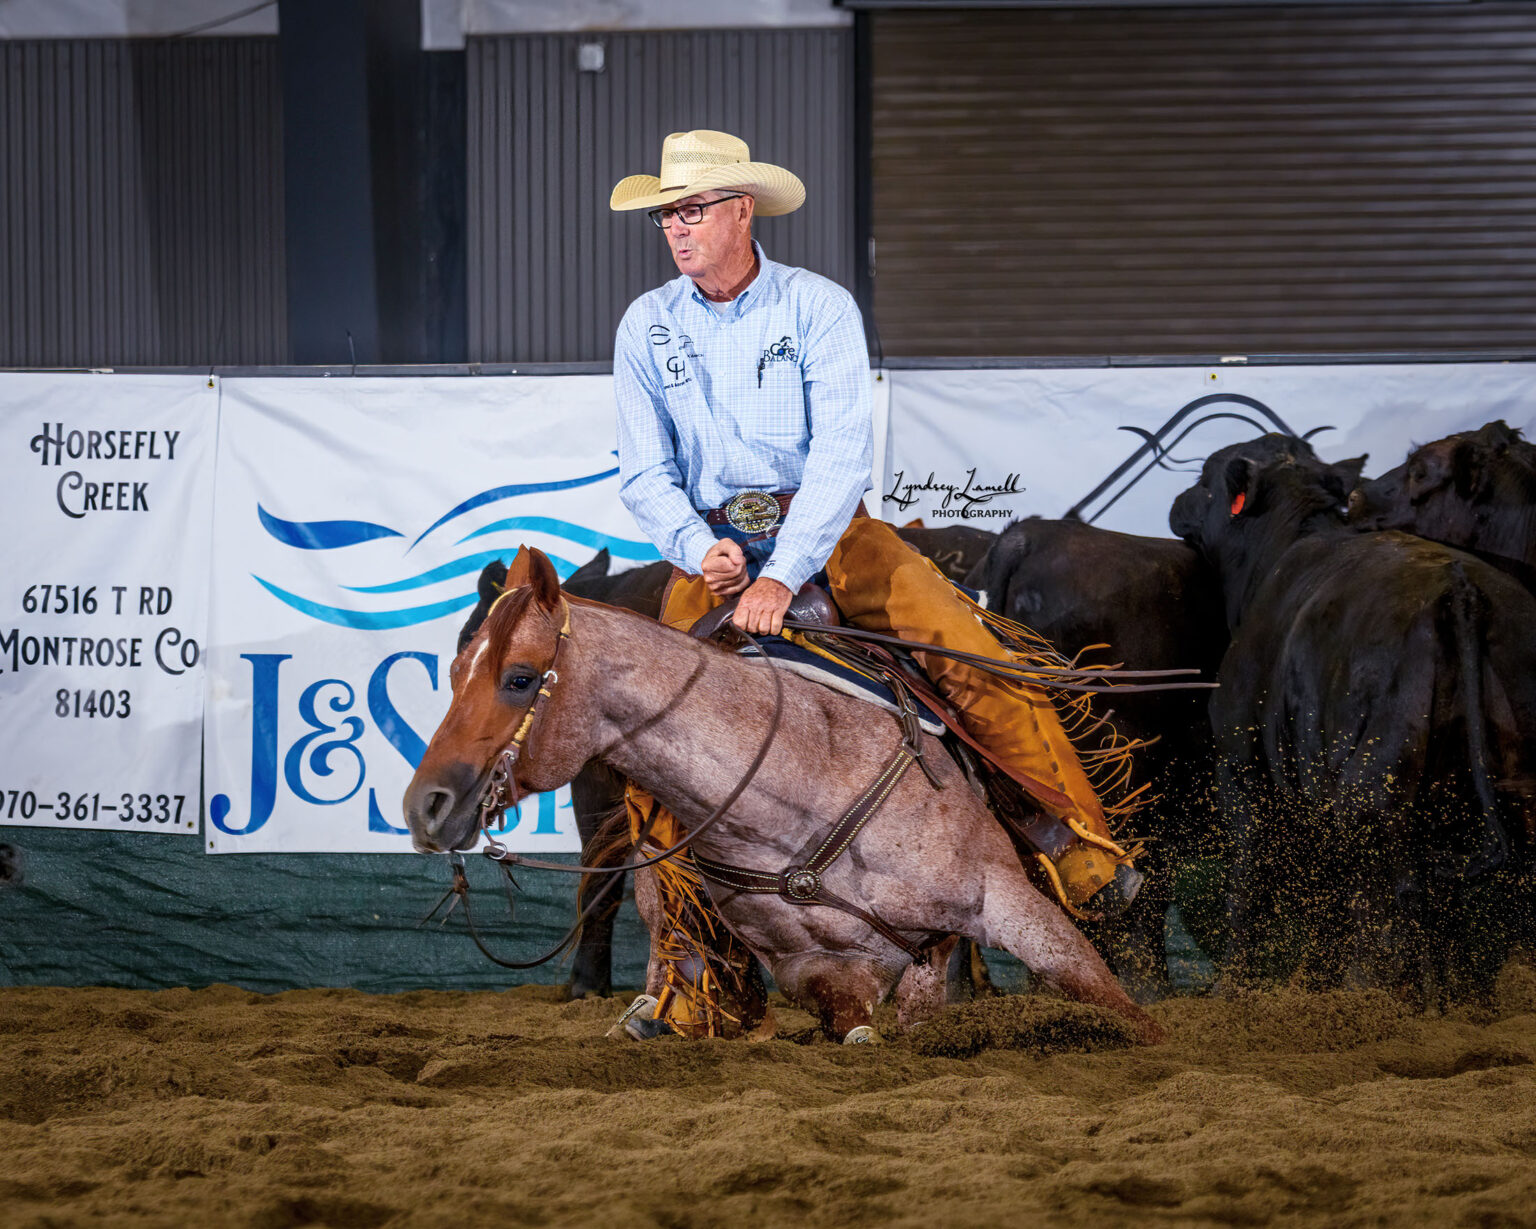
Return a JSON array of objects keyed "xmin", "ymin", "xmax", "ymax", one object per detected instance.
[{"xmin": 724, "ymin": 490, "xmax": 782, "ymax": 535}]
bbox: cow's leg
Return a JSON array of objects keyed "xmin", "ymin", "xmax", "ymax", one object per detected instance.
[
  {"xmin": 974, "ymin": 861, "xmax": 1163, "ymax": 1045},
  {"xmin": 770, "ymin": 952, "xmax": 893, "ymax": 1042},
  {"xmin": 1081, "ymin": 852, "xmax": 1172, "ymax": 1003},
  {"xmin": 568, "ymin": 766, "xmax": 625, "ymax": 999},
  {"xmin": 1218, "ymin": 768, "xmax": 1276, "ymax": 989}
]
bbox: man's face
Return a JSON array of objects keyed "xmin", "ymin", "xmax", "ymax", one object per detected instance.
[{"xmin": 658, "ymin": 191, "xmax": 754, "ymax": 283}]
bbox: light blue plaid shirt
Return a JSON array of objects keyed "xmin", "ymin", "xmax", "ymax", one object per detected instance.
[{"xmin": 614, "ymin": 242, "xmax": 873, "ymax": 594}]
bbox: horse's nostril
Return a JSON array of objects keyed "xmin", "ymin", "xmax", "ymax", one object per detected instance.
[{"xmin": 423, "ymin": 787, "xmax": 456, "ymax": 825}]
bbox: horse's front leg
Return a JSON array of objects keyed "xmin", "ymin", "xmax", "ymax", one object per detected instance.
[{"xmin": 770, "ymin": 950, "xmax": 893, "ymax": 1043}]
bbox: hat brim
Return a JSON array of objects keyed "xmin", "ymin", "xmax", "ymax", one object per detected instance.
[{"xmin": 610, "ymin": 162, "xmax": 805, "ymax": 217}]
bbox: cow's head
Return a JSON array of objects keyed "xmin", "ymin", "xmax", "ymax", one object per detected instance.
[
  {"xmin": 1170, "ymin": 435, "xmax": 1366, "ymax": 625},
  {"xmin": 1349, "ymin": 420, "xmax": 1534, "ymax": 533}
]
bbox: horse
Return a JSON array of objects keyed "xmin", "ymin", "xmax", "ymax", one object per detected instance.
[
  {"xmin": 404, "ymin": 547, "xmax": 1163, "ymax": 1045},
  {"xmin": 457, "ymin": 536, "xmax": 990, "ymax": 1001}
]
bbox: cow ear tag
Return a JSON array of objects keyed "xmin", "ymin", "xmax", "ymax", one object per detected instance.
[{"xmin": 1230, "ymin": 491, "xmax": 1246, "ymax": 516}]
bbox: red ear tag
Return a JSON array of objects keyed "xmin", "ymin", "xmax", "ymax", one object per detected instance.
[{"xmin": 1230, "ymin": 491, "xmax": 1246, "ymax": 516}]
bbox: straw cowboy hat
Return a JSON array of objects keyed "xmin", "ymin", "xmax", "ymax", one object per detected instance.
[{"xmin": 610, "ymin": 129, "xmax": 805, "ymax": 217}]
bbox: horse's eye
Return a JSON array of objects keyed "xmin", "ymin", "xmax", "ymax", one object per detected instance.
[{"xmin": 501, "ymin": 669, "xmax": 538, "ymax": 694}]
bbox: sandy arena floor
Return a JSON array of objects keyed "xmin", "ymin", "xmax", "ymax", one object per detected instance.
[{"xmin": 3, "ymin": 973, "xmax": 1536, "ymax": 1228}]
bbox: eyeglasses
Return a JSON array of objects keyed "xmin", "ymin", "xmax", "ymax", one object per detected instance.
[{"xmin": 647, "ymin": 194, "xmax": 745, "ymax": 229}]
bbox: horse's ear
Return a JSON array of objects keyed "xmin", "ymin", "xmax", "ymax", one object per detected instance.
[
  {"xmin": 505, "ymin": 545, "xmax": 562, "ymax": 614},
  {"xmin": 527, "ymin": 547, "xmax": 562, "ymax": 613}
]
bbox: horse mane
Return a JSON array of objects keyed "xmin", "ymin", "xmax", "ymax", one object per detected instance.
[{"xmin": 482, "ymin": 584, "xmax": 540, "ymax": 665}]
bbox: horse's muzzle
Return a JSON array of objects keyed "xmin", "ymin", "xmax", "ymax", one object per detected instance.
[{"xmin": 402, "ymin": 761, "xmax": 483, "ymax": 853}]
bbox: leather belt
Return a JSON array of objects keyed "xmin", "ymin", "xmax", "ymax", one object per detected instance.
[{"xmin": 702, "ymin": 489, "xmax": 795, "ymax": 533}]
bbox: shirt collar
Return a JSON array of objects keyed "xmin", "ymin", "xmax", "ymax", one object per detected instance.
[{"xmin": 669, "ymin": 240, "xmax": 780, "ymax": 316}]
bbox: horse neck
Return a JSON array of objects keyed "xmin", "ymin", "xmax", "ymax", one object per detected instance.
[{"xmin": 565, "ymin": 602, "xmax": 779, "ymax": 817}]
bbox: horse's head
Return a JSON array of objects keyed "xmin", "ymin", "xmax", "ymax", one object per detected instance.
[{"xmin": 402, "ymin": 545, "xmax": 584, "ymax": 853}]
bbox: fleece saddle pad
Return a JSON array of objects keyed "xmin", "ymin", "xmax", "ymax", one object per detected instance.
[{"xmin": 736, "ymin": 636, "xmax": 946, "ymax": 737}]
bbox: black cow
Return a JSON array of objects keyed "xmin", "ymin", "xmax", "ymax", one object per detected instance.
[
  {"xmin": 1349, "ymin": 420, "xmax": 1536, "ymax": 590},
  {"xmin": 966, "ymin": 518, "xmax": 1229, "ymax": 994},
  {"xmin": 1171, "ymin": 434, "xmax": 1536, "ymax": 1000},
  {"xmin": 897, "ymin": 524, "xmax": 997, "ymax": 585}
]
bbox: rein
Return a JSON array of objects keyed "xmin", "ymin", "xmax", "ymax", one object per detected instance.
[{"xmin": 780, "ymin": 619, "xmax": 1218, "ymax": 694}]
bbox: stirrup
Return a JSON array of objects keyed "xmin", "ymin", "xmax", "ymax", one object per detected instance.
[
  {"xmin": 624, "ymin": 1015, "xmax": 678, "ymax": 1041},
  {"xmin": 606, "ymin": 993, "xmax": 659, "ymax": 1040}
]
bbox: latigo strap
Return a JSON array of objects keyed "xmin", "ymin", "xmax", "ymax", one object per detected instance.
[{"xmin": 691, "ymin": 741, "xmax": 931, "ymax": 961}]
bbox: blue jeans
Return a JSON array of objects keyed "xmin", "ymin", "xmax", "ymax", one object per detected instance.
[{"xmin": 707, "ymin": 523, "xmax": 826, "ymax": 588}]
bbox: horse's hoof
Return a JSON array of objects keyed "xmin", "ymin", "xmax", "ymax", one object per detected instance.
[
  {"xmin": 605, "ymin": 993, "xmax": 658, "ymax": 1040},
  {"xmin": 842, "ymin": 1025, "xmax": 881, "ymax": 1045}
]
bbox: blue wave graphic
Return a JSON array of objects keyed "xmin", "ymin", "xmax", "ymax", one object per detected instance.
[
  {"xmin": 340, "ymin": 549, "xmax": 579, "ymax": 595},
  {"xmin": 259, "ymin": 504, "xmax": 403, "ymax": 550},
  {"xmin": 254, "ymin": 577, "xmax": 479, "ymax": 629},
  {"xmin": 456, "ymin": 517, "xmax": 660, "ymax": 560},
  {"xmin": 409, "ymin": 467, "xmax": 619, "ymax": 550}
]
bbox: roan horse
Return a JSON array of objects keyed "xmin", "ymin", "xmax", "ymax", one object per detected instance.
[{"xmin": 403, "ymin": 547, "xmax": 1162, "ymax": 1045}]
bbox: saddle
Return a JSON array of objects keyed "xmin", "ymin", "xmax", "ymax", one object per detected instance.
[
  {"xmin": 691, "ymin": 584, "xmax": 948, "ymax": 745},
  {"xmin": 688, "ymin": 582, "xmax": 843, "ymax": 643}
]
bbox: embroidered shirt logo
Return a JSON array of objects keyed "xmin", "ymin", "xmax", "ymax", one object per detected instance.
[
  {"xmin": 663, "ymin": 354, "xmax": 691, "ymax": 391},
  {"xmin": 756, "ymin": 336, "xmax": 799, "ymax": 387}
]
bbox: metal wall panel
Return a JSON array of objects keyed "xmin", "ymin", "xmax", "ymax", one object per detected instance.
[
  {"xmin": 0, "ymin": 39, "xmax": 286, "ymax": 368},
  {"xmin": 870, "ymin": 5, "xmax": 1536, "ymax": 356},
  {"xmin": 468, "ymin": 30, "xmax": 854, "ymax": 363}
]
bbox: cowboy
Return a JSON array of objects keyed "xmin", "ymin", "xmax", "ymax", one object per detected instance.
[{"xmin": 610, "ymin": 130, "xmax": 1139, "ymax": 1038}]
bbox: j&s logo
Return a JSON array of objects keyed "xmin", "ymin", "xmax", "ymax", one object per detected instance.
[
  {"xmin": 210, "ymin": 464, "xmax": 660, "ymax": 840},
  {"xmin": 210, "ymin": 650, "xmax": 439, "ymax": 837}
]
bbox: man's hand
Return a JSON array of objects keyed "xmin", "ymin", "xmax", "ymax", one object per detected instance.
[
  {"xmin": 732, "ymin": 577, "xmax": 793, "ymax": 637},
  {"xmin": 701, "ymin": 538, "xmax": 751, "ymax": 597}
]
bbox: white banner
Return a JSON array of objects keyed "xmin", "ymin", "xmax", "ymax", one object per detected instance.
[
  {"xmin": 202, "ymin": 376, "xmax": 663, "ymax": 854},
  {"xmin": 0, "ymin": 373, "xmax": 215, "ymax": 833},
  {"xmin": 880, "ymin": 363, "xmax": 1536, "ymax": 535}
]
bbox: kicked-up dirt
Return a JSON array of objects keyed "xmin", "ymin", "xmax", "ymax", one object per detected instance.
[{"xmin": 3, "ymin": 968, "xmax": 1536, "ymax": 1227}]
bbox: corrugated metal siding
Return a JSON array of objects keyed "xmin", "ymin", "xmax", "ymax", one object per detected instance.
[
  {"xmin": 870, "ymin": 5, "xmax": 1536, "ymax": 356},
  {"xmin": 0, "ymin": 39, "xmax": 286, "ymax": 367},
  {"xmin": 468, "ymin": 30, "xmax": 855, "ymax": 363}
]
